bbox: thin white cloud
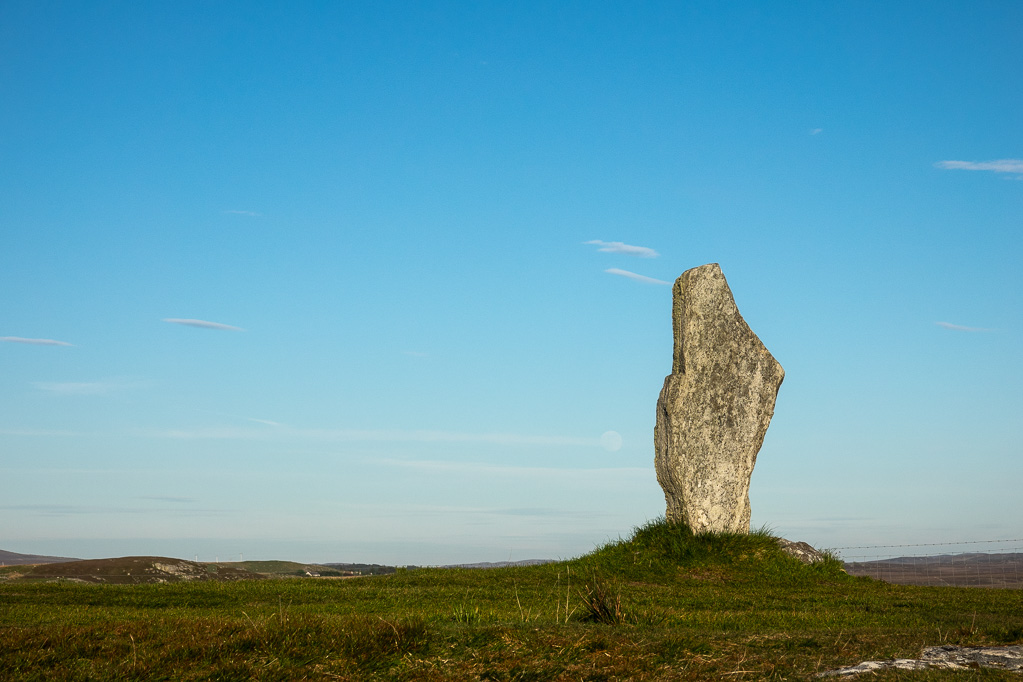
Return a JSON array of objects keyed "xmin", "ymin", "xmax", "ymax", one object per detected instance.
[
  {"xmin": 1, "ymin": 503, "xmax": 228, "ymax": 516},
  {"xmin": 138, "ymin": 496, "xmax": 196, "ymax": 503},
  {"xmin": 32, "ymin": 377, "xmax": 142, "ymax": 396},
  {"xmin": 604, "ymin": 268, "xmax": 670, "ymax": 285},
  {"xmin": 1, "ymin": 336, "xmax": 72, "ymax": 346},
  {"xmin": 147, "ymin": 426, "xmax": 601, "ymax": 447},
  {"xmin": 372, "ymin": 459, "xmax": 654, "ymax": 500},
  {"xmin": 151, "ymin": 427, "xmax": 272, "ymax": 440},
  {"xmin": 33, "ymin": 381, "xmax": 111, "ymax": 396},
  {"xmin": 246, "ymin": 418, "xmax": 283, "ymax": 427},
  {"xmin": 0, "ymin": 428, "xmax": 86, "ymax": 437},
  {"xmin": 223, "ymin": 209, "xmax": 262, "ymax": 217},
  {"xmin": 809, "ymin": 128, "xmax": 823, "ymax": 135},
  {"xmin": 935, "ymin": 159, "xmax": 1023, "ymax": 174},
  {"xmin": 333, "ymin": 500, "xmax": 605, "ymax": 520},
  {"xmin": 584, "ymin": 240, "xmax": 659, "ymax": 258},
  {"xmin": 377, "ymin": 458, "xmax": 649, "ymax": 482},
  {"xmin": 935, "ymin": 321, "xmax": 995, "ymax": 333},
  {"xmin": 163, "ymin": 318, "xmax": 245, "ymax": 331}
]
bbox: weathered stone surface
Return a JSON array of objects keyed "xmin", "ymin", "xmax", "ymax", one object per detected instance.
[
  {"xmin": 654, "ymin": 263, "xmax": 784, "ymax": 534},
  {"xmin": 777, "ymin": 539, "xmax": 828, "ymax": 565},
  {"xmin": 818, "ymin": 645, "xmax": 1023, "ymax": 677}
]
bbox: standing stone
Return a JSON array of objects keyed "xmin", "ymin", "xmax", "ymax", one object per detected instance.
[{"xmin": 654, "ymin": 263, "xmax": 784, "ymax": 534}]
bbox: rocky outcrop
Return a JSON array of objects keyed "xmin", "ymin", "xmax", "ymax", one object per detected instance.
[
  {"xmin": 818, "ymin": 645, "xmax": 1023, "ymax": 677},
  {"xmin": 654, "ymin": 263, "xmax": 784, "ymax": 534},
  {"xmin": 777, "ymin": 539, "xmax": 829, "ymax": 565}
]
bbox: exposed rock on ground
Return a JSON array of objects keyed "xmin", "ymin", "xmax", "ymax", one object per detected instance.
[
  {"xmin": 819, "ymin": 645, "xmax": 1023, "ymax": 677},
  {"xmin": 777, "ymin": 539, "xmax": 828, "ymax": 564},
  {"xmin": 654, "ymin": 263, "xmax": 785, "ymax": 534}
]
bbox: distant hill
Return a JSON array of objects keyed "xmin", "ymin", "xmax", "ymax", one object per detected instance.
[
  {"xmin": 0, "ymin": 549, "xmax": 79, "ymax": 565},
  {"xmin": 17, "ymin": 556, "xmax": 265, "ymax": 584},
  {"xmin": 843, "ymin": 552, "xmax": 1023, "ymax": 589}
]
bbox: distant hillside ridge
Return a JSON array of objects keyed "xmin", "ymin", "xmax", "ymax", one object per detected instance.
[
  {"xmin": 0, "ymin": 549, "xmax": 79, "ymax": 565},
  {"xmin": 843, "ymin": 552, "xmax": 1023, "ymax": 588},
  {"xmin": 21, "ymin": 556, "xmax": 265, "ymax": 584}
]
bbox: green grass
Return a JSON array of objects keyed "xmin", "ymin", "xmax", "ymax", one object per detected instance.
[{"xmin": 2, "ymin": 518, "xmax": 1021, "ymax": 680}]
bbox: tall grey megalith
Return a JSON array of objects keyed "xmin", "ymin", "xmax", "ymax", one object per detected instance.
[{"xmin": 654, "ymin": 263, "xmax": 784, "ymax": 534}]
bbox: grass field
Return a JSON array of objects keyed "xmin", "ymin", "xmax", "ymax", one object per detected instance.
[{"xmin": 2, "ymin": 519, "xmax": 1021, "ymax": 680}]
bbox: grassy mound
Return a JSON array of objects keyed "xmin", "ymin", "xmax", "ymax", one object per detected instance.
[
  {"xmin": 552, "ymin": 518, "xmax": 852, "ymax": 627},
  {"xmin": 576, "ymin": 517, "xmax": 846, "ymax": 582}
]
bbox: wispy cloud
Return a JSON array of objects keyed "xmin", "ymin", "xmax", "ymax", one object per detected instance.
[
  {"xmin": 488, "ymin": 507, "xmax": 583, "ymax": 518},
  {"xmin": 935, "ymin": 159, "xmax": 1023, "ymax": 175},
  {"xmin": 33, "ymin": 381, "xmax": 112, "ymax": 396},
  {"xmin": 246, "ymin": 418, "xmax": 283, "ymax": 427},
  {"xmin": 809, "ymin": 128, "xmax": 823, "ymax": 135},
  {"xmin": 0, "ymin": 428, "xmax": 87, "ymax": 437},
  {"xmin": 332, "ymin": 500, "xmax": 602, "ymax": 520},
  {"xmin": 604, "ymin": 268, "xmax": 670, "ymax": 285},
  {"xmin": 377, "ymin": 458, "xmax": 649, "ymax": 482},
  {"xmin": 1, "ymin": 336, "xmax": 72, "ymax": 346},
  {"xmin": 0, "ymin": 503, "xmax": 128, "ymax": 515},
  {"xmin": 0, "ymin": 503, "xmax": 227, "ymax": 516},
  {"xmin": 32, "ymin": 377, "xmax": 142, "ymax": 396},
  {"xmin": 935, "ymin": 321, "xmax": 995, "ymax": 333},
  {"xmin": 584, "ymin": 240, "xmax": 659, "ymax": 258},
  {"xmin": 148, "ymin": 426, "xmax": 601, "ymax": 447},
  {"xmin": 223, "ymin": 209, "xmax": 262, "ymax": 217},
  {"xmin": 138, "ymin": 496, "xmax": 196, "ymax": 504},
  {"xmin": 150, "ymin": 427, "xmax": 272, "ymax": 440},
  {"xmin": 163, "ymin": 318, "xmax": 245, "ymax": 331}
]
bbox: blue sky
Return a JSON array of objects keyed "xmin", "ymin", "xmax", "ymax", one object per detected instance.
[{"xmin": 2, "ymin": 1, "xmax": 1021, "ymax": 565}]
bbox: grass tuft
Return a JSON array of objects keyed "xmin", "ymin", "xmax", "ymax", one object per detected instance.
[{"xmin": 577, "ymin": 572, "xmax": 624, "ymax": 625}]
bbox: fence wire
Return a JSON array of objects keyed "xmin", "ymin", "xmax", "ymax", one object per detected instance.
[{"xmin": 834, "ymin": 539, "xmax": 1023, "ymax": 589}]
